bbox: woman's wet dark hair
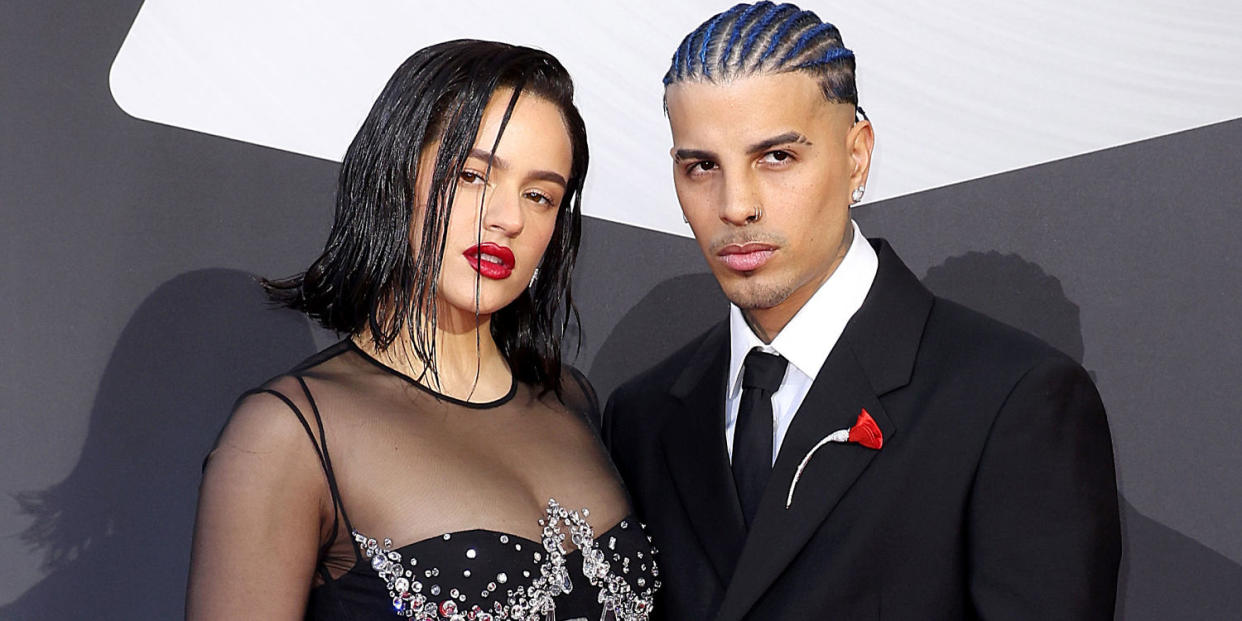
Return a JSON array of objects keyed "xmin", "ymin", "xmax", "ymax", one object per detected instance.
[{"xmin": 264, "ymin": 39, "xmax": 588, "ymax": 395}]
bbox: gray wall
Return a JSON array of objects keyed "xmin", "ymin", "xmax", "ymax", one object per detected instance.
[{"xmin": 2, "ymin": 2, "xmax": 1240, "ymax": 618}]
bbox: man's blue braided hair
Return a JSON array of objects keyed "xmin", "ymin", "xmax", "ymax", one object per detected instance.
[{"xmin": 663, "ymin": 2, "xmax": 862, "ymax": 112}]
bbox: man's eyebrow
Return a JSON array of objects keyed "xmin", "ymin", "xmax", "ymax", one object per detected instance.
[
  {"xmin": 673, "ymin": 148, "xmax": 716, "ymax": 161},
  {"xmin": 468, "ymin": 148, "xmax": 566, "ymax": 187},
  {"xmin": 672, "ymin": 132, "xmax": 812, "ymax": 161},
  {"xmin": 747, "ymin": 132, "xmax": 812, "ymax": 154}
]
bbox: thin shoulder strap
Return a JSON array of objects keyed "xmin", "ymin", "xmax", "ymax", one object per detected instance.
[
  {"xmin": 292, "ymin": 375, "xmax": 365, "ymax": 565},
  {"xmin": 237, "ymin": 385, "xmax": 348, "ymax": 579}
]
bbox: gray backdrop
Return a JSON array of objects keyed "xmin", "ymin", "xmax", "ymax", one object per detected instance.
[{"xmin": 2, "ymin": 1, "xmax": 1240, "ymax": 619}]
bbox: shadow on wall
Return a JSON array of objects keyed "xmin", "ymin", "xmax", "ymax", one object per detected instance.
[
  {"xmin": 921, "ymin": 250, "xmax": 1084, "ymax": 363},
  {"xmin": 2, "ymin": 269, "xmax": 317, "ymax": 620},
  {"xmin": 921, "ymin": 250, "xmax": 1242, "ymax": 620},
  {"xmin": 589, "ymin": 273, "xmax": 726, "ymax": 416}
]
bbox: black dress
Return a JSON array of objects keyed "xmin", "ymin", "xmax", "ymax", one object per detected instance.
[{"xmin": 204, "ymin": 340, "xmax": 659, "ymax": 620}]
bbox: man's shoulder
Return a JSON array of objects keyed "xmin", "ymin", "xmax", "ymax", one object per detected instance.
[
  {"xmin": 922, "ymin": 295, "xmax": 1085, "ymax": 383},
  {"xmin": 608, "ymin": 321, "xmax": 726, "ymax": 406}
]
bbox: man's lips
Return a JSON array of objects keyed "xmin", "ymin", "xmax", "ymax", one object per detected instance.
[
  {"xmin": 463, "ymin": 242, "xmax": 516, "ymax": 279},
  {"xmin": 717, "ymin": 243, "xmax": 775, "ymax": 272}
]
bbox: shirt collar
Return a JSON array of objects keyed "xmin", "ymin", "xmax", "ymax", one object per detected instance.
[{"xmin": 727, "ymin": 220, "xmax": 878, "ymax": 400}]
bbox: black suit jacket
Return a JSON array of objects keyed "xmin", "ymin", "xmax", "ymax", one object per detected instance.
[{"xmin": 603, "ymin": 239, "xmax": 1121, "ymax": 620}]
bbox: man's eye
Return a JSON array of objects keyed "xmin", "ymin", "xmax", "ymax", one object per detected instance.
[
  {"xmin": 763, "ymin": 150, "xmax": 792, "ymax": 163},
  {"xmin": 689, "ymin": 161, "xmax": 717, "ymax": 174}
]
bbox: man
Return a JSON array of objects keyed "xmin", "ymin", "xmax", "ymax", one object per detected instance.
[{"xmin": 602, "ymin": 3, "xmax": 1121, "ymax": 619}]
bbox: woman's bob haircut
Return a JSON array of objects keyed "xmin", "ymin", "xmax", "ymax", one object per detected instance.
[{"xmin": 265, "ymin": 39, "xmax": 589, "ymax": 395}]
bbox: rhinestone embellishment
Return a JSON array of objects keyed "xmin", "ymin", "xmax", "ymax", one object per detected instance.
[{"xmin": 353, "ymin": 499, "xmax": 658, "ymax": 620}]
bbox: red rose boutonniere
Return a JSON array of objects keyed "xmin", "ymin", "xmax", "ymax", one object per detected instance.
[
  {"xmin": 847, "ymin": 409, "xmax": 883, "ymax": 450},
  {"xmin": 785, "ymin": 409, "xmax": 884, "ymax": 508}
]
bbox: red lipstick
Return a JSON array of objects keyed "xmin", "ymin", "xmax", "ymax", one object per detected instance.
[
  {"xmin": 718, "ymin": 243, "xmax": 775, "ymax": 272},
  {"xmin": 463, "ymin": 242, "xmax": 516, "ymax": 280}
]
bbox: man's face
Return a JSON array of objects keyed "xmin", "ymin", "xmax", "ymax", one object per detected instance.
[{"xmin": 666, "ymin": 71, "xmax": 873, "ymax": 318}]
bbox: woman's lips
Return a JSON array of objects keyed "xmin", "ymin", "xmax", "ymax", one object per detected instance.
[
  {"xmin": 463, "ymin": 242, "xmax": 516, "ymax": 280},
  {"xmin": 718, "ymin": 243, "xmax": 775, "ymax": 272}
]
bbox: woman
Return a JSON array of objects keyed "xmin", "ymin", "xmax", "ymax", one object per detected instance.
[{"xmin": 186, "ymin": 40, "xmax": 659, "ymax": 620}]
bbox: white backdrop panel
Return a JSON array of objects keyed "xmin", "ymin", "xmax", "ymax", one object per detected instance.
[{"xmin": 110, "ymin": 0, "xmax": 1242, "ymax": 236}]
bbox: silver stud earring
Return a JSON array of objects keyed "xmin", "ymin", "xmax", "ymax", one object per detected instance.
[{"xmin": 850, "ymin": 185, "xmax": 866, "ymax": 206}]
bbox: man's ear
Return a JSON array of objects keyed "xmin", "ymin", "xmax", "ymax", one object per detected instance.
[{"xmin": 847, "ymin": 119, "xmax": 875, "ymax": 189}]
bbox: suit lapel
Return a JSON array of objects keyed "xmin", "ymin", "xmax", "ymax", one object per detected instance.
[
  {"xmin": 716, "ymin": 349, "xmax": 896, "ymax": 621},
  {"xmin": 660, "ymin": 322, "xmax": 748, "ymax": 586},
  {"xmin": 715, "ymin": 239, "xmax": 933, "ymax": 621}
]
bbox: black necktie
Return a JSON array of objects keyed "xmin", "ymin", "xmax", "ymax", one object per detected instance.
[{"xmin": 733, "ymin": 349, "xmax": 788, "ymax": 528}]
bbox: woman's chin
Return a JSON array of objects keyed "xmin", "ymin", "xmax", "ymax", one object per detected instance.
[{"xmin": 437, "ymin": 287, "xmax": 525, "ymax": 320}]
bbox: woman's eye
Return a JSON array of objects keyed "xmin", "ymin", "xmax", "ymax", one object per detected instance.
[
  {"xmin": 459, "ymin": 170, "xmax": 485, "ymax": 184},
  {"xmin": 525, "ymin": 191, "xmax": 554, "ymax": 206}
]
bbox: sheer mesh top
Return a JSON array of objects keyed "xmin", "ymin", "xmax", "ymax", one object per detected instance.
[{"xmin": 209, "ymin": 340, "xmax": 659, "ymax": 620}]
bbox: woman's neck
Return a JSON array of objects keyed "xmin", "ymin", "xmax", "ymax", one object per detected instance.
[{"xmin": 352, "ymin": 309, "xmax": 513, "ymax": 402}]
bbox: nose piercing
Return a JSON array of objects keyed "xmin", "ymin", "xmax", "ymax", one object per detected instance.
[{"xmin": 749, "ymin": 205, "xmax": 763, "ymax": 222}]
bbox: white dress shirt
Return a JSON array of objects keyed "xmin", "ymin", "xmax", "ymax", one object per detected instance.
[{"xmin": 725, "ymin": 220, "xmax": 878, "ymax": 465}]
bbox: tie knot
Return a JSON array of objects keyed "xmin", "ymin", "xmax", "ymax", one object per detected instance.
[{"xmin": 742, "ymin": 349, "xmax": 788, "ymax": 393}]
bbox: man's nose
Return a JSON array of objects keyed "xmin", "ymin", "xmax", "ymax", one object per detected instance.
[{"xmin": 720, "ymin": 173, "xmax": 760, "ymax": 226}]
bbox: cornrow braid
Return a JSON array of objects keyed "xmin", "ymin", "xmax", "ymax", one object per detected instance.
[
  {"xmin": 722, "ymin": 3, "xmax": 765, "ymax": 69},
  {"xmin": 697, "ymin": 5, "xmax": 740, "ymax": 78},
  {"xmin": 663, "ymin": 1, "xmax": 860, "ymax": 108},
  {"xmin": 739, "ymin": 3, "xmax": 795, "ymax": 64}
]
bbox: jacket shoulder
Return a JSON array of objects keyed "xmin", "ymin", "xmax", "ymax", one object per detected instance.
[
  {"xmin": 608, "ymin": 321, "xmax": 725, "ymax": 405},
  {"xmin": 923, "ymin": 295, "xmax": 1085, "ymax": 382}
]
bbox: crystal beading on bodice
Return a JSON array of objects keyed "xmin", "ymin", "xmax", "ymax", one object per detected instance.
[
  {"xmin": 212, "ymin": 342, "xmax": 645, "ymax": 620},
  {"xmin": 353, "ymin": 499, "xmax": 660, "ymax": 620}
]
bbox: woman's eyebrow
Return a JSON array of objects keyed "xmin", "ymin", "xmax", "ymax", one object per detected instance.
[{"xmin": 469, "ymin": 148, "xmax": 566, "ymax": 187}]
